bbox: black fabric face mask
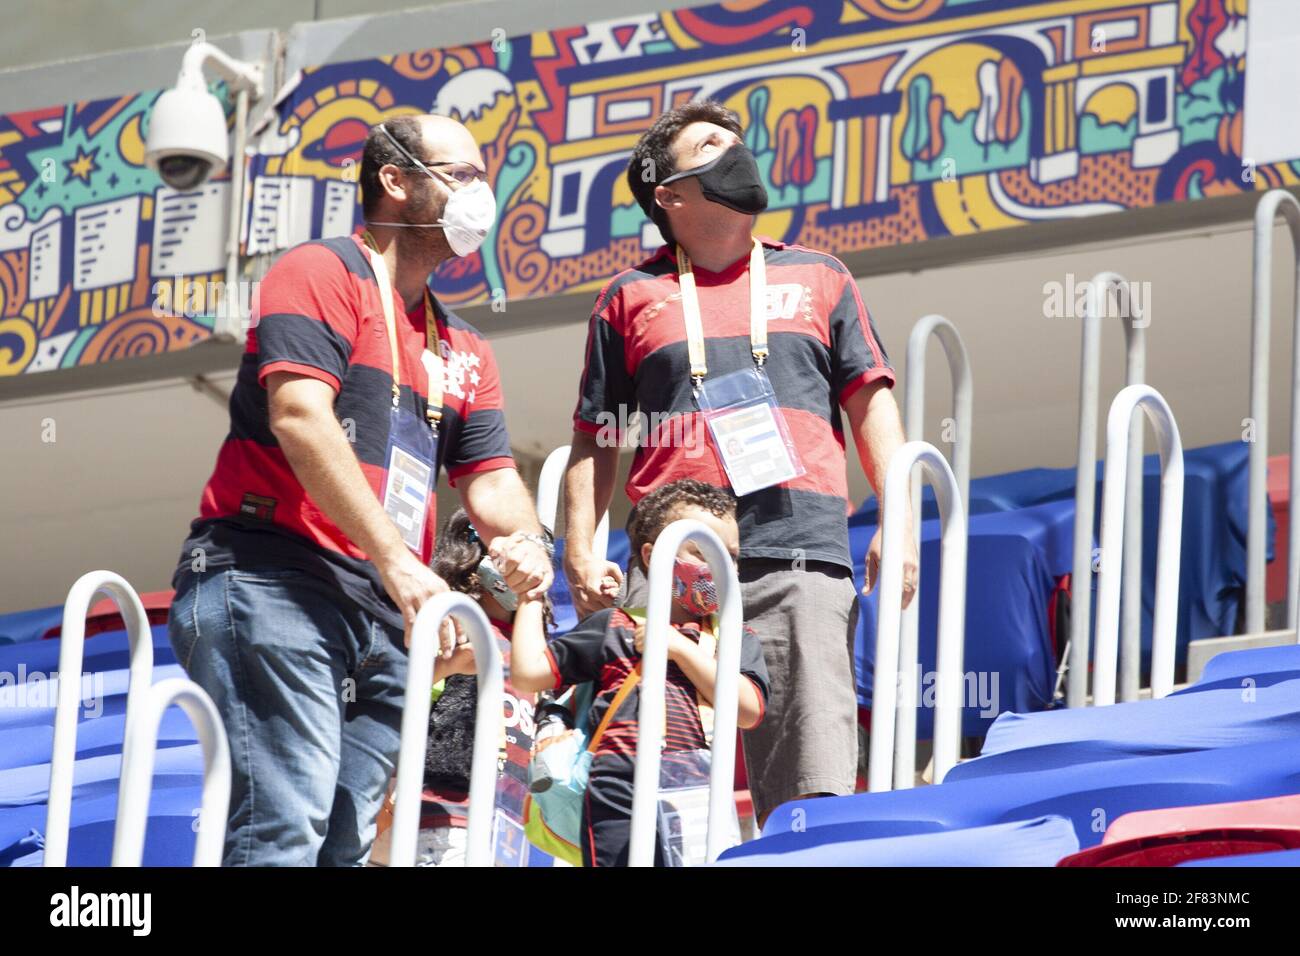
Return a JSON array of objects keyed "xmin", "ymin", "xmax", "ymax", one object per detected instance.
[{"xmin": 660, "ymin": 143, "xmax": 769, "ymax": 215}]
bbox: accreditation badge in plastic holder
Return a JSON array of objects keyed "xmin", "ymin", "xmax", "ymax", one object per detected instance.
[
  {"xmin": 381, "ymin": 405, "xmax": 437, "ymax": 554},
  {"xmin": 695, "ymin": 366, "xmax": 805, "ymax": 497},
  {"xmin": 656, "ymin": 749, "xmax": 741, "ymax": 867}
]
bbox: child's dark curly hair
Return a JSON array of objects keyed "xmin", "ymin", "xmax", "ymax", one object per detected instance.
[
  {"xmin": 431, "ymin": 508, "xmax": 555, "ymax": 628},
  {"xmin": 626, "ymin": 479, "xmax": 736, "ymax": 572}
]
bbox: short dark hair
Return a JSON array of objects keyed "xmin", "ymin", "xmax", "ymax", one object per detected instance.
[
  {"xmin": 360, "ymin": 116, "xmax": 425, "ymax": 219},
  {"xmin": 626, "ymin": 100, "xmax": 743, "ymax": 247},
  {"xmin": 626, "ymin": 479, "xmax": 736, "ymax": 571},
  {"xmin": 432, "ymin": 509, "xmax": 555, "ymax": 628}
]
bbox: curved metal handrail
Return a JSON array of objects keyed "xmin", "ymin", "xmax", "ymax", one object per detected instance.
[
  {"xmin": 1093, "ymin": 385, "xmax": 1184, "ymax": 706},
  {"xmin": 538, "ymin": 444, "xmax": 610, "ymax": 562},
  {"xmin": 1246, "ymin": 190, "xmax": 1300, "ymax": 634},
  {"xmin": 45, "ymin": 571, "xmax": 154, "ymax": 867},
  {"xmin": 389, "ymin": 593, "xmax": 503, "ymax": 867},
  {"xmin": 628, "ymin": 518, "xmax": 742, "ymax": 866},
  {"xmin": 897, "ymin": 315, "xmax": 972, "ymax": 784},
  {"xmin": 1066, "ymin": 272, "xmax": 1148, "ymax": 707},
  {"xmin": 111, "ymin": 678, "xmax": 231, "ymax": 867},
  {"xmin": 869, "ymin": 441, "xmax": 968, "ymax": 792}
]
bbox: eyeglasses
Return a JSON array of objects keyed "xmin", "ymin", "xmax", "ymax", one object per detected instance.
[
  {"xmin": 427, "ymin": 162, "xmax": 488, "ymax": 186},
  {"xmin": 401, "ymin": 159, "xmax": 487, "ymax": 186}
]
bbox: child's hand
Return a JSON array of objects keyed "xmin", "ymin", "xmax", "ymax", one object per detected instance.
[
  {"xmin": 441, "ymin": 637, "xmax": 477, "ymax": 677},
  {"xmin": 634, "ymin": 622, "xmax": 689, "ymax": 660},
  {"xmin": 598, "ymin": 575, "xmax": 621, "ymax": 601}
]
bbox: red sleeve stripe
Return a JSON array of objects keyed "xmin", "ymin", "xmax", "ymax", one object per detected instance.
[
  {"xmin": 544, "ymin": 646, "xmax": 563, "ymax": 690},
  {"xmin": 840, "ymin": 366, "xmax": 897, "ymax": 404},
  {"xmin": 446, "ymin": 456, "xmax": 516, "ymax": 486},
  {"xmin": 257, "ymin": 360, "xmax": 341, "ymax": 393}
]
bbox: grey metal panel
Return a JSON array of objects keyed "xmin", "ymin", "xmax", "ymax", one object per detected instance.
[
  {"xmin": 0, "ymin": 29, "xmax": 279, "ymax": 115},
  {"xmin": 284, "ymin": 0, "xmax": 716, "ymax": 75}
]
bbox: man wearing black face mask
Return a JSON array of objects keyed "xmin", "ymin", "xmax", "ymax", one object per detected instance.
[
  {"xmin": 168, "ymin": 114, "xmax": 553, "ymax": 865},
  {"xmin": 563, "ymin": 100, "xmax": 918, "ymax": 827}
]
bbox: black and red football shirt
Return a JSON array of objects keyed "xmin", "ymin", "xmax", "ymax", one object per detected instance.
[
  {"xmin": 573, "ymin": 237, "xmax": 895, "ymax": 570},
  {"xmin": 174, "ymin": 229, "xmax": 514, "ymax": 628}
]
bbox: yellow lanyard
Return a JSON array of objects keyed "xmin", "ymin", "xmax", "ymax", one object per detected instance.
[
  {"xmin": 676, "ymin": 238, "xmax": 768, "ymax": 390},
  {"xmin": 361, "ymin": 231, "xmax": 444, "ymax": 429}
]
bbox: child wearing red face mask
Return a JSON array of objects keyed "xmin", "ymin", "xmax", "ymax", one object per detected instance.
[{"xmin": 511, "ymin": 479, "xmax": 770, "ymax": 866}]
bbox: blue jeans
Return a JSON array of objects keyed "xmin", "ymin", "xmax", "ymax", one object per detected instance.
[{"xmin": 168, "ymin": 566, "xmax": 408, "ymax": 866}]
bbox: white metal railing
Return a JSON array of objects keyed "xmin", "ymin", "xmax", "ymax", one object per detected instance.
[
  {"xmin": 1247, "ymin": 190, "xmax": 1300, "ymax": 635},
  {"xmin": 44, "ymin": 571, "xmax": 155, "ymax": 867},
  {"xmin": 898, "ymin": 315, "xmax": 972, "ymax": 786},
  {"xmin": 110, "ymin": 678, "xmax": 231, "ymax": 866},
  {"xmin": 869, "ymin": 441, "xmax": 968, "ymax": 792},
  {"xmin": 629, "ymin": 519, "xmax": 742, "ymax": 867},
  {"xmin": 538, "ymin": 444, "xmax": 609, "ymax": 561},
  {"xmin": 1093, "ymin": 385, "xmax": 1184, "ymax": 706},
  {"xmin": 1065, "ymin": 272, "xmax": 1148, "ymax": 707},
  {"xmin": 389, "ymin": 593, "xmax": 503, "ymax": 867}
]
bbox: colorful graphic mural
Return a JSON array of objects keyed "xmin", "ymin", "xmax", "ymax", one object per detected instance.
[
  {"xmin": 0, "ymin": 0, "xmax": 1291, "ymax": 377},
  {"xmin": 0, "ymin": 89, "xmax": 235, "ymax": 376}
]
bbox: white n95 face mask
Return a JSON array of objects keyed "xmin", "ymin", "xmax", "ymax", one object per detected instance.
[
  {"xmin": 367, "ymin": 123, "xmax": 496, "ymax": 257},
  {"xmin": 437, "ymin": 178, "xmax": 496, "ymax": 257}
]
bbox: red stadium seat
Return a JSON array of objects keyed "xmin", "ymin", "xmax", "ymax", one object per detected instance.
[
  {"xmin": 42, "ymin": 589, "xmax": 174, "ymax": 640},
  {"xmin": 1268, "ymin": 454, "xmax": 1291, "ymax": 605},
  {"xmin": 1057, "ymin": 794, "xmax": 1300, "ymax": 866}
]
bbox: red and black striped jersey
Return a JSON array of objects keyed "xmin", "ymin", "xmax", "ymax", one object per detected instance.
[
  {"xmin": 545, "ymin": 607, "xmax": 770, "ymax": 761},
  {"xmin": 174, "ymin": 229, "xmax": 514, "ymax": 628},
  {"xmin": 573, "ymin": 237, "xmax": 895, "ymax": 571}
]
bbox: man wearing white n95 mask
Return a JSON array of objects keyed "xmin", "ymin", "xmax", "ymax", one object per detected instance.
[{"xmin": 168, "ymin": 114, "xmax": 553, "ymax": 866}]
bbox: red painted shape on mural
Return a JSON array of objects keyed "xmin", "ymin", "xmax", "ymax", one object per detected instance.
[
  {"xmin": 612, "ymin": 25, "xmax": 638, "ymax": 51},
  {"xmin": 1183, "ymin": 0, "xmax": 1228, "ymax": 88},
  {"xmin": 529, "ymin": 26, "xmax": 586, "ymax": 143},
  {"xmin": 675, "ymin": 5, "xmax": 814, "ymax": 47}
]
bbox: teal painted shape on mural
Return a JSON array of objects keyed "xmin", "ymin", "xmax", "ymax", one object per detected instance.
[
  {"xmin": 745, "ymin": 87, "xmax": 771, "ymax": 157},
  {"xmin": 480, "ymin": 139, "xmax": 537, "ymax": 292},
  {"xmin": 612, "ymin": 202, "xmax": 648, "ymax": 240},
  {"xmin": 1079, "ymin": 116, "xmax": 1138, "ymax": 155},
  {"xmin": 59, "ymin": 326, "xmax": 99, "ymax": 369},
  {"xmin": 642, "ymin": 40, "xmax": 675, "ymax": 56},
  {"xmin": 901, "ymin": 74, "xmax": 934, "ymax": 163},
  {"xmin": 20, "ymin": 94, "xmax": 164, "ymax": 220},
  {"xmin": 1177, "ymin": 67, "xmax": 1231, "ymax": 148},
  {"xmin": 911, "ymin": 94, "xmax": 1031, "ymax": 182},
  {"xmin": 758, "ymin": 153, "xmax": 831, "ymax": 208}
]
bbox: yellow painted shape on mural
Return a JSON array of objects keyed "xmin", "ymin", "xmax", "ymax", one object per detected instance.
[
  {"xmin": 890, "ymin": 41, "xmax": 1006, "ymax": 186},
  {"xmin": 1082, "ymin": 83, "xmax": 1138, "ymax": 126},
  {"xmin": 754, "ymin": 208, "xmax": 796, "ymax": 242},
  {"xmin": 118, "ymin": 114, "xmax": 148, "ymax": 167},
  {"xmin": 723, "ymin": 75, "xmax": 835, "ymax": 155},
  {"xmin": 286, "ymin": 99, "xmax": 415, "ymax": 179},
  {"xmin": 0, "ymin": 316, "xmax": 37, "ymax": 375},
  {"xmin": 841, "ymin": 1, "xmax": 868, "ymax": 23},
  {"xmin": 552, "ymin": 134, "xmax": 641, "ymax": 163},
  {"xmin": 453, "ymin": 87, "xmax": 517, "ymax": 148},
  {"xmin": 658, "ymin": 12, "xmax": 702, "ymax": 51},
  {"xmin": 571, "ymin": 0, "xmax": 1151, "ymax": 96},
  {"xmin": 930, "ymin": 175, "xmax": 1022, "ymax": 236},
  {"xmin": 843, "ymin": 117, "xmax": 863, "ymax": 206},
  {"xmin": 513, "ymin": 80, "xmax": 549, "ymax": 128},
  {"xmin": 1082, "ymin": 45, "xmax": 1185, "ymax": 76},
  {"xmin": 531, "ymin": 31, "xmax": 557, "ymax": 59}
]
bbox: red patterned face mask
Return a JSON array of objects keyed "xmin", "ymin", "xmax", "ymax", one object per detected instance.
[{"xmin": 672, "ymin": 558, "xmax": 719, "ymax": 616}]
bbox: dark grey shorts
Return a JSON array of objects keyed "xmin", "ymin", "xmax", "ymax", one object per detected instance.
[{"xmin": 622, "ymin": 557, "xmax": 860, "ymax": 823}]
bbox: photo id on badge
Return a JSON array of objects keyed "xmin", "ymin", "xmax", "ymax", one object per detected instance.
[
  {"xmin": 695, "ymin": 366, "xmax": 805, "ymax": 497},
  {"xmin": 382, "ymin": 405, "xmax": 437, "ymax": 553}
]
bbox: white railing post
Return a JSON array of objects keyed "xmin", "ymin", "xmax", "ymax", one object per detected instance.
[
  {"xmin": 1094, "ymin": 385, "xmax": 1183, "ymax": 706},
  {"xmin": 538, "ymin": 444, "xmax": 609, "ymax": 562},
  {"xmin": 111, "ymin": 678, "xmax": 231, "ymax": 867},
  {"xmin": 1066, "ymin": 273, "xmax": 1147, "ymax": 707},
  {"xmin": 389, "ymin": 593, "xmax": 503, "ymax": 867},
  {"xmin": 869, "ymin": 441, "xmax": 968, "ymax": 793},
  {"xmin": 628, "ymin": 519, "xmax": 741, "ymax": 867},
  {"xmin": 1247, "ymin": 190, "xmax": 1300, "ymax": 636},
  {"xmin": 898, "ymin": 315, "xmax": 972, "ymax": 787},
  {"xmin": 44, "ymin": 571, "xmax": 154, "ymax": 867}
]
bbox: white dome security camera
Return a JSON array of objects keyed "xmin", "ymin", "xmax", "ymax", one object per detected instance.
[{"xmin": 145, "ymin": 41, "xmax": 263, "ymax": 191}]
